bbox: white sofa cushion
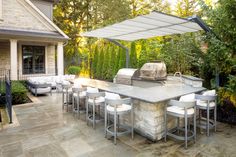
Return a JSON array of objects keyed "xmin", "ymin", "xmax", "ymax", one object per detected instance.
[{"xmin": 31, "ymin": 87, "xmax": 51, "ymax": 94}]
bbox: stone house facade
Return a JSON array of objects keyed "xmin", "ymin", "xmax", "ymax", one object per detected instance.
[{"xmin": 0, "ymin": 0, "xmax": 69, "ymax": 80}]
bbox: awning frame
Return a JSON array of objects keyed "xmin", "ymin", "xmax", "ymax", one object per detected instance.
[{"xmin": 83, "ymin": 11, "xmax": 212, "ymax": 68}]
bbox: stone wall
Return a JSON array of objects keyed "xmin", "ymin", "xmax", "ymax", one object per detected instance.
[
  {"xmin": 0, "ymin": 0, "xmax": 55, "ymax": 32},
  {"xmin": 120, "ymin": 99, "xmax": 176, "ymax": 141},
  {"xmin": 0, "ymin": 41, "xmax": 10, "ymax": 70}
]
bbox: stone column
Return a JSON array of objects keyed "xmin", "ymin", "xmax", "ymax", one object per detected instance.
[
  {"xmin": 57, "ymin": 42, "xmax": 64, "ymax": 75},
  {"xmin": 10, "ymin": 39, "xmax": 18, "ymax": 80}
]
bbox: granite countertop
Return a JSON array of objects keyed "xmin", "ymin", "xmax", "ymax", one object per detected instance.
[{"xmin": 75, "ymin": 78, "xmax": 205, "ymax": 103}]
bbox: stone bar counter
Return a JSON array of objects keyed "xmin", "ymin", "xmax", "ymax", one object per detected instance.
[{"xmin": 75, "ymin": 77, "xmax": 205, "ymax": 141}]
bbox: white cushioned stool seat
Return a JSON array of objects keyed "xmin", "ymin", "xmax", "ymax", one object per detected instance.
[
  {"xmin": 167, "ymin": 106, "xmax": 194, "ymax": 115},
  {"xmin": 107, "ymin": 104, "xmax": 131, "ymax": 113},
  {"xmin": 88, "ymin": 97, "xmax": 105, "ymax": 104},
  {"xmin": 73, "ymin": 91, "xmax": 86, "ymax": 98},
  {"xmin": 63, "ymin": 88, "xmax": 72, "ymax": 93},
  {"xmin": 196, "ymin": 101, "xmax": 216, "ymax": 108}
]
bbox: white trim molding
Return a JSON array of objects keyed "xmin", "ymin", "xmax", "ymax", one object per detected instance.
[
  {"xmin": 25, "ymin": 0, "xmax": 69, "ymax": 39},
  {"xmin": 0, "ymin": 0, "xmax": 3, "ymax": 20}
]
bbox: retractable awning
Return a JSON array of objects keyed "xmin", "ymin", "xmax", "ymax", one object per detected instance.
[{"xmin": 82, "ymin": 11, "xmax": 204, "ymax": 41}]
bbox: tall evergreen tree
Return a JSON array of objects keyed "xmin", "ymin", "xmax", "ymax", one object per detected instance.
[{"xmin": 130, "ymin": 42, "xmax": 138, "ymax": 68}]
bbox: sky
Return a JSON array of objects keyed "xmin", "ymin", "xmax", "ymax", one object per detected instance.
[{"xmin": 167, "ymin": 0, "xmax": 177, "ymax": 6}]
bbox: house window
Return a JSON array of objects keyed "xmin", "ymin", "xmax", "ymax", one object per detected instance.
[{"xmin": 22, "ymin": 45, "xmax": 45, "ymax": 74}]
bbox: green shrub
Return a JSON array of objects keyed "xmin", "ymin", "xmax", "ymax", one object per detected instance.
[
  {"xmin": 0, "ymin": 81, "xmax": 29, "ymax": 105},
  {"xmin": 67, "ymin": 66, "xmax": 81, "ymax": 75}
]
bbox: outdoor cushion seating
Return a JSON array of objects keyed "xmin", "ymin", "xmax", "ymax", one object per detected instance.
[
  {"xmin": 196, "ymin": 90, "xmax": 216, "ymax": 108},
  {"xmin": 27, "ymin": 75, "xmax": 76, "ymax": 96},
  {"xmin": 86, "ymin": 89, "xmax": 106, "ymax": 129},
  {"xmin": 164, "ymin": 99, "xmax": 196, "ymax": 149},
  {"xmin": 72, "ymin": 85, "xmax": 87, "ymax": 118},
  {"xmin": 105, "ymin": 92, "xmax": 132, "ymax": 113},
  {"xmin": 195, "ymin": 90, "xmax": 217, "ymax": 136},
  {"xmin": 105, "ymin": 96, "xmax": 134, "ymax": 144},
  {"xmin": 30, "ymin": 86, "xmax": 51, "ymax": 96}
]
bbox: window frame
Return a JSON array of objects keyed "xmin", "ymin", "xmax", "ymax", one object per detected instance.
[{"xmin": 22, "ymin": 45, "xmax": 46, "ymax": 75}]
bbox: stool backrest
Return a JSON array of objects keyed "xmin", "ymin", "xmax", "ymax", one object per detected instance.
[
  {"xmin": 72, "ymin": 87, "xmax": 84, "ymax": 93},
  {"xmin": 62, "ymin": 84, "xmax": 71, "ymax": 89},
  {"xmin": 168, "ymin": 100, "xmax": 195, "ymax": 109},
  {"xmin": 105, "ymin": 98, "xmax": 132, "ymax": 108},
  {"xmin": 87, "ymin": 92, "xmax": 105, "ymax": 99},
  {"xmin": 195, "ymin": 94, "xmax": 216, "ymax": 101}
]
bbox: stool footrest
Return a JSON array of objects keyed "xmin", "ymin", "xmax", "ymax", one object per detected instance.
[
  {"xmin": 87, "ymin": 115, "xmax": 104, "ymax": 123},
  {"xmin": 167, "ymin": 127, "xmax": 195, "ymax": 141},
  {"xmin": 106, "ymin": 124, "xmax": 131, "ymax": 137},
  {"xmin": 197, "ymin": 117, "xmax": 216, "ymax": 129}
]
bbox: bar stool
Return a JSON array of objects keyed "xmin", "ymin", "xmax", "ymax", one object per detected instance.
[
  {"xmin": 105, "ymin": 97, "xmax": 134, "ymax": 145},
  {"xmin": 62, "ymin": 81, "xmax": 72, "ymax": 112},
  {"xmin": 86, "ymin": 88, "xmax": 105, "ymax": 129},
  {"xmin": 72, "ymin": 87, "xmax": 86, "ymax": 118},
  {"xmin": 195, "ymin": 90, "xmax": 217, "ymax": 136},
  {"xmin": 164, "ymin": 99, "xmax": 196, "ymax": 149}
]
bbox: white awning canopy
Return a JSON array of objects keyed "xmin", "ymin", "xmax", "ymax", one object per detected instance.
[{"xmin": 82, "ymin": 11, "xmax": 203, "ymax": 41}]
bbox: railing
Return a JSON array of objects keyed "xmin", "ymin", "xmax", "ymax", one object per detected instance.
[
  {"xmin": 0, "ymin": 69, "xmax": 12, "ymax": 124},
  {"xmin": 0, "ymin": 69, "xmax": 10, "ymax": 81},
  {"xmin": 17, "ymin": 68, "xmax": 57, "ymax": 80},
  {"xmin": 5, "ymin": 73, "xmax": 12, "ymax": 123}
]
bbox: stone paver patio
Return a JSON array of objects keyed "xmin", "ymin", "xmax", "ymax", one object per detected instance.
[{"xmin": 0, "ymin": 93, "xmax": 236, "ymax": 157}]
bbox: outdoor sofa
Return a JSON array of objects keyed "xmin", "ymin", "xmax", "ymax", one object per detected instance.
[{"xmin": 27, "ymin": 75, "xmax": 75, "ymax": 96}]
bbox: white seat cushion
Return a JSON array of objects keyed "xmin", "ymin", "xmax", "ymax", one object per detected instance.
[
  {"xmin": 107, "ymin": 104, "xmax": 131, "ymax": 113},
  {"xmin": 196, "ymin": 101, "xmax": 216, "ymax": 108},
  {"xmin": 167, "ymin": 106, "xmax": 194, "ymax": 115},
  {"xmin": 179, "ymin": 93, "xmax": 195, "ymax": 102},
  {"xmin": 73, "ymin": 91, "xmax": 86, "ymax": 98},
  {"xmin": 88, "ymin": 97, "xmax": 105, "ymax": 104}
]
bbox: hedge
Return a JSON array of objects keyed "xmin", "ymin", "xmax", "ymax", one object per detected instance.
[{"xmin": 0, "ymin": 81, "xmax": 30, "ymax": 105}]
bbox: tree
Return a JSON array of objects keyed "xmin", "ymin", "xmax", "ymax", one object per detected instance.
[
  {"xmin": 175, "ymin": 0, "xmax": 200, "ymax": 17},
  {"xmin": 130, "ymin": 42, "xmax": 138, "ymax": 68}
]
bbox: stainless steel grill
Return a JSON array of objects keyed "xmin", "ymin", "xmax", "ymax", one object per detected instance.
[
  {"xmin": 113, "ymin": 68, "xmax": 138, "ymax": 85},
  {"xmin": 139, "ymin": 61, "xmax": 167, "ymax": 81},
  {"xmin": 114, "ymin": 61, "xmax": 167, "ymax": 86}
]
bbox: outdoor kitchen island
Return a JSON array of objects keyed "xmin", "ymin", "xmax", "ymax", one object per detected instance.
[{"xmin": 75, "ymin": 77, "xmax": 205, "ymax": 141}]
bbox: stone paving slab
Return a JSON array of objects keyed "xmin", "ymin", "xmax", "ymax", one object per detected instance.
[{"xmin": 0, "ymin": 93, "xmax": 235, "ymax": 157}]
